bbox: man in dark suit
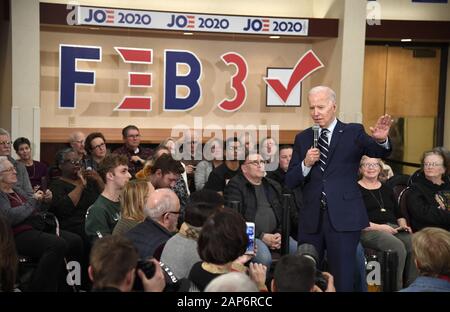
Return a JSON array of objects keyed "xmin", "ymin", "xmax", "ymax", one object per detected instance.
[{"xmin": 286, "ymin": 86, "xmax": 392, "ymax": 291}]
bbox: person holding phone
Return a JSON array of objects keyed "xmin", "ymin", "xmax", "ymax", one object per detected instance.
[{"xmin": 358, "ymin": 156, "xmax": 417, "ymax": 290}]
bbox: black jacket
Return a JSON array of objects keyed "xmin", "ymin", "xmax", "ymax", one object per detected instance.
[
  {"xmin": 223, "ymin": 173, "xmax": 298, "ymax": 238},
  {"xmin": 407, "ymin": 172, "xmax": 450, "ymax": 232},
  {"xmin": 126, "ymin": 218, "xmax": 173, "ymax": 259}
]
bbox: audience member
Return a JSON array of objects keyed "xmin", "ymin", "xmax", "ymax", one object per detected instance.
[
  {"xmin": 89, "ymin": 235, "xmax": 165, "ymax": 292},
  {"xmin": 0, "ymin": 128, "xmax": 32, "ymax": 196},
  {"xmin": 0, "ymin": 214, "xmax": 18, "ymax": 292},
  {"xmin": 195, "ymin": 138, "xmax": 223, "ymax": 190},
  {"xmin": 85, "ymin": 154, "xmax": 131, "ymax": 243},
  {"xmin": 160, "ymin": 137, "xmax": 190, "ymax": 194},
  {"xmin": 0, "ymin": 156, "xmax": 83, "ymax": 291},
  {"xmin": 178, "ymin": 131, "xmax": 202, "ymax": 193},
  {"xmin": 126, "ymin": 188, "xmax": 180, "ymax": 259},
  {"xmin": 224, "ymin": 152, "xmax": 298, "ymax": 268},
  {"xmin": 69, "ymin": 131, "xmax": 86, "ymax": 159},
  {"xmin": 84, "ymin": 132, "xmax": 108, "ymax": 172},
  {"xmin": 271, "ymin": 254, "xmax": 335, "ymax": 292},
  {"xmin": 358, "ymin": 156, "xmax": 417, "ymax": 289},
  {"xmin": 407, "ymin": 147, "xmax": 450, "ymax": 232},
  {"xmin": 266, "ymin": 144, "xmax": 293, "ymax": 187},
  {"xmin": 260, "ymin": 137, "xmax": 278, "ymax": 171},
  {"xmin": 204, "ymin": 272, "xmax": 259, "ymax": 292},
  {"xmin": 113, "ymin": 179, "xmax": 152, "ymax": 236},
  {"xmin": 113, "ymin": 125, "xmax": 152, "ymax": 177},
  {"xmin": 13, "ymin": 137, "xmax": 48, "ymax": 190},
  {"xmin": 204, "ymin": 137, "xmax": 243, "ymax": 194},
  {"xmin": 49, "ymin": 148, "xmax": 102, "ymax": 239},
  {"xmin": 400, "ymin": 227, "xmax": 450, "ymax": 292},
  {"xmin": 161, "ymin": 189, "xmax": 224, "ymax": 279},
  {"xmin": 188, "ymin": 208, "xmax": 267, "ymax": 291}
]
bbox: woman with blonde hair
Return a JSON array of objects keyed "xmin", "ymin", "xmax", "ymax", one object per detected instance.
[
  {"xmin": 358, "ymin": 155, "xmax": 417, "ymax": 290},
  {"xmin": 113, "ymin": 179, "xmax": 153, "ymax": 236}
]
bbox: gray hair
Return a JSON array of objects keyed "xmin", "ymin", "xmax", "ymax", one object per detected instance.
[
  {"xmin": 0, "ymin": 128, "xmax": 11, "ymax": 138},
  {"xmin": 204, "ymin": 272, "xmax": 259, "ymax": 292},
  {"xmin": 0, "ymin": 156, "xmax": 9, "ymax": 171},
  {"xmin": 56, "ymin": 147, "xmax": 77, "ymax": 165},
  {"xmin": 308, "ymin": 86, "xmax": 336, "ymax": 104},
  {"xmin": 144, "ymin": 189, "xmax": 179, "ymax": 220}
]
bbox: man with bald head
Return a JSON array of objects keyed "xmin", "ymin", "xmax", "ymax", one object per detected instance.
[
  {"xmin": 126, "ymin": 188, "xmax": 180, "ymax": 259},
  {"xmin": 286, "ymin": 86, "xmax": 393, "ymax": 291},
  {"xmin": 69, "ymin": 131, "xmax": 87, "ymax": 159}
]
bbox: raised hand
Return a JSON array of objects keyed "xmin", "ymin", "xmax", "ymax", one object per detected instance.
[{"xmin": 369, "ymin": 114, "xmax": 393, "ymax": 143}]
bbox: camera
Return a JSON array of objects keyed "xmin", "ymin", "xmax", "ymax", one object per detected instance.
[
  {"xmin": 297, "ymin": 243, "xmax": 328, "ymax": 291},
  {"xmin": 137, "ymin": 259, "xmax": 156, "ymax": 279},
  {"xmin": 133, "ymin": 259, "xmax": 188, "ymax": 292}
]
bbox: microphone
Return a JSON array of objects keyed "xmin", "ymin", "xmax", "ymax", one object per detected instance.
[{"xmin": 312, "ymin": 124, "xmax": 320, "ymax": 148}]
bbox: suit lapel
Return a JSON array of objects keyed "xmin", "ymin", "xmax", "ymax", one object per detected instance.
[{"xmin": 325, "ymin": 121, "xmax": 345, "ymax": 171}]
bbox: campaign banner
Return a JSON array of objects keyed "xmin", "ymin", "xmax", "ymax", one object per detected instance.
[{"xmin": 74, "ymin": 6, "xmax": 309, "ymax": 36}]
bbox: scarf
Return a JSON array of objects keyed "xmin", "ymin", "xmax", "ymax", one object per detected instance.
[{"xmin": 178, "ymin": 222, "xmax": 202, "ymax": 241}]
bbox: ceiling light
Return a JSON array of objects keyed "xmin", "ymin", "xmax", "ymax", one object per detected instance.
[
  {"xmin": 183, "ymin": 32, "xmax": 193, "ymax": 36},
  {"xmin": 269, "ymin": 36, "xmax": 280, "ymax": 39},
  {"xmin": 401, "ymin": 38, "xmax": 412, "ymax": 42}
]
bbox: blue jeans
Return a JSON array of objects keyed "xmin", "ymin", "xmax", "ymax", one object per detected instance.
[
  {"xmin": 252, "ymin": 236, "xmax": 298, "ymax": 268},
  {"xmin": 354, "ymin": 242, "xmax": 368, "ymax": 292}
]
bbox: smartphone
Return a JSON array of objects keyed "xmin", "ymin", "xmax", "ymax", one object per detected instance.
[
  {"xmin": 40, "ymin": 176, "xmax": 48, "ymax": 192},
  {"xmin": 245, "ymin": 222, "xmax": 256, "ymax": 255}
]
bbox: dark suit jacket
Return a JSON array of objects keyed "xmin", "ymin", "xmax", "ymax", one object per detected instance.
[{"xmin": 286, "ymin": 120, "xmax": 391, "ymax": 233}]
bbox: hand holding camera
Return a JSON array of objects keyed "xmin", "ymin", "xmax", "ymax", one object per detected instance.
[{"xmin": 136, "ymin": 259, "xmax": 166, "ymax": 292}]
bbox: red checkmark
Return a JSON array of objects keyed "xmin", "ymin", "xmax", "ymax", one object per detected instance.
[{"xmin": 264, "ymin": 50, "xmax": 324, "ymax": 103}]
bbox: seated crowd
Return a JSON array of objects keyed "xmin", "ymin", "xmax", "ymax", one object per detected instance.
[{"xmin": 1, "ymin": 125, "xmax": 450, "ymax": 292}]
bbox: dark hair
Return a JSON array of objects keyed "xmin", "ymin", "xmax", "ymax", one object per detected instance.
[
  {"xmin": 85, "ymin": 132, "xmax": 106, "ymax": 154},
  {"xmin": 98, "ymin": 154, "xmax": 129, "ymax": 183},
  {"xmin": 122, "ymin": 125, "xmax": 139, "ymax": 138},
  {"xmin": 273, "ymin": 255, "xmax": 316, "ymax": 292},
  {"xmin": 197, "ymin": 208, "xmax": 247, "ymax": 265},
  {"xmin": 184, "ymin": 190, "xmax": 224, "ymax": 227},
  {"xmin": 149, "ymin": 153, "xmax": 184, "ymax": 175},
  {"xmin": 279, "ymin": 144, "xmax": 293, "ymax": 152},
  {"xmin": 89, "ymin": 235, "xmax": 139, "ymax": 289},
  {"xmin": 13, "ymin": 137, "xmax": 31, "ymax": 153},
  {"xmin": 421, "ymin": 146, "xmax": 449, "ymax": 176},
  {"xmin": 0, "ymin": 215, "xmax": 18, "ymax": 292}
]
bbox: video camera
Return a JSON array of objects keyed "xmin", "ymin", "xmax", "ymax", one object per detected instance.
[{"xmin": 296, "ymin": 244, "xmax": 328, "ymax": 291}]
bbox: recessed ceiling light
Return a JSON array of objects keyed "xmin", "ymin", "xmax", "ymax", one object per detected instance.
[
  {"xmin": 401, "ymin": 38, "xmax": 412, "ymax": 42},
  {"xmin": 269, "ymin": 36, "xmax": 280, "ymax": 39},
  {"xmin": 183, "ymin": 32, "xmax": 193, "ymax": 35}
]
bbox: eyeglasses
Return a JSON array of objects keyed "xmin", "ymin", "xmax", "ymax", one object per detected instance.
[
  {"xmin": 72, "ymin": 140, "xmax": 84, "ymax": 145},
  {"xmin": 64, "ymin": 159, "xmax": 82, "ymax": 165},
  {"xmin": 92, "ymin": 142, "xmax": 106, "ymax": 150},
  {"xmin": 424, "ymin": 162, "xmax": 443, "ymax": 168},
  {"xmin": 165, "ymin": 211, "xmax": 181, "ymax": 216},
  {"xmin": 227, "ymin": 145, "xmax": 242, "ymax": 150},
  {"xmin": 246, "ymin": 160, "xmax": 266, "ymax": 166},
  {"xmin": 361, "ymin": 163, "xmax": 380, "ymax": 169},
  {"xmin": 0, "ymin": 167, "xmax": 15, "ymax": 174},
  {"xmin": 0, "ymin": 141, "xmax": 12, "ymax": 146}
]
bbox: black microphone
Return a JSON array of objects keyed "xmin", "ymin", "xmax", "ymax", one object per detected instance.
[{"xmin": 312, "ymin": 124, "xmax": 320, "ymax": 148}]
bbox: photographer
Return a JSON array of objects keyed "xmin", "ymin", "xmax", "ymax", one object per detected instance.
[
  {"xmin": 271, "ymin": 254, "xmax": 335, "ymax": 292},
  {"xmin": 89, "ymin": 235, "xmax": 165, "ymax": 292}
]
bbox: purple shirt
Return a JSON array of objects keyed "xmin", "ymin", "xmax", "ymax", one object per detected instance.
[{"xmin": 25, "ymin": 160, "xmax": 48, "ymax": 189}]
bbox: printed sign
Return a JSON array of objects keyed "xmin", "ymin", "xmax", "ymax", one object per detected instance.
[{"xmin": 72, "ymin": 6, "xmax": 309, "ymax": 36}]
